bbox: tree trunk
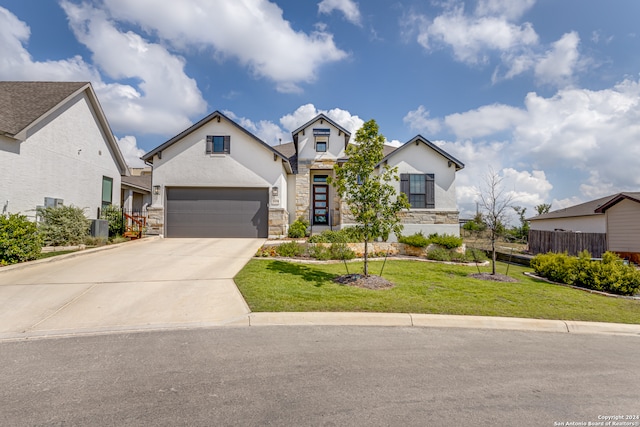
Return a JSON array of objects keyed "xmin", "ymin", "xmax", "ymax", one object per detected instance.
[
  {"xmin": 364, "ymin": 239, "xmax": 369, "ymax": 276},
  {"xmin": 491, "ymin": 232, "xmax": 496, "ymax": 275}
]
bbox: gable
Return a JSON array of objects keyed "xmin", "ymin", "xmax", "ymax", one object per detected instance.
[
  {"xmin": 293, "ymin": 115, "xmax": 351, "ymax": 160},
  {"xmin": 381, "ymin": 135, "xmax": 464, "ymax": 171},
  {"xmin": 142, "ymin": 110, "xmax": 291, "ymax": 173},
  {"xmin": 0, "ymin": 81, "xmax": 128, "ymax": 175}
]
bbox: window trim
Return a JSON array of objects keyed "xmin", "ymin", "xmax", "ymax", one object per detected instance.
[
  {"xmin": 313, "ymin": 128, "xmax": 330, "ymax": 152},
  {"xmin": 400, "ymin": 173, "xmax": 435, "ymax": 209},
  {"xmin": 101, "ymin": 176, "xmax": 113, "ymax": 210},
  {"xmin": 206, "ymin": 135, "xmax": 231, "ymax": 154}
]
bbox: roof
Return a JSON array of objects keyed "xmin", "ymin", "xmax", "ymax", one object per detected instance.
[
  {"xmin": 141, "ymin": 110, "xmax": 292, "ymax": 173},
  {"xmin": 0, "ymin": 81, "xmax": 129, "ymax": 176},
  {"xmin": 528, "ymin": 192, "xmax": 640, "ymax": 221},
  {"xmin": 0, "ymin": 81, "xmax": 87, "ymax": 136},
  {"xmin": 272, "ymin": 141, "xmax": 296, "ymax": 159},
  {"xmin": 379, "ymin": 135, "xmax": 465, "ymax": 170},
  {"xmin": 121, "ymin": 174, "xmax": 152, "ymax": 192}
]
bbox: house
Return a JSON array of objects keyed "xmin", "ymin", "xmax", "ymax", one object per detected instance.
[
  {"xmin": 528, "ymin": 192, "xmax": 640, "ymax": 262},
  {"xmin": 141, "ymin": 111, "xmax": 464, "ymax": 239},
  {"xmin": 0, "ymin": 81, "xmax": 128, "ymax": 220},
  {"xmin": 121, "ymin": 168, "xmax": 152, "ymax": 214}
]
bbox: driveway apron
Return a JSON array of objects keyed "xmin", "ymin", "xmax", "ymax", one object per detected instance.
[{"xmin": 0, "ymin": 238, "xmax": 264, "ymax": 339}]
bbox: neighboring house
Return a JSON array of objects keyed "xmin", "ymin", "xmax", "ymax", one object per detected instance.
[
  {"xmin": 528, "ymin": 192, "xmax": 640, "ymax": 262},
  {"xmin": 0, "ymin": 81, "xmax": 128, "ymax": 220},
  {"xmin": 141, "ymin": 111, "xmax": 464, "ymax": 239},
  {"xmin": 121, "ymin": 169, "xmax": 152, "ymax": 213}
]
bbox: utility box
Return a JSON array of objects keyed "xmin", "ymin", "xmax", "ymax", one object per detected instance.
[{"xmin": 90, "ymin": 219, "xmax": 109, "ymax": 238}]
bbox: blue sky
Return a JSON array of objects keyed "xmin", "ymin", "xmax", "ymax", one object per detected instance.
[{"xmin": 2, "ymin": 0, "xmax": 640, "ymax": 220}]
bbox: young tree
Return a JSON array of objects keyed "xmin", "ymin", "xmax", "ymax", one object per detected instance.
[
  {"xmin": 477, "ymin": 168, "xmax": 514, "ymax": 275},
  {"xmin": 511, "ymin": 205, "xmax": 530, "ymax": 242},
  {"xmin": 535, "ymin": 203, "xmax": 552, "ymax": 215},
  {"xmin": 329, "ymin": 119, "xmax": 410, "ymax": 276}
]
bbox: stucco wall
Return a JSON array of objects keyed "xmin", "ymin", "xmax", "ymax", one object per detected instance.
[
  {"xmin": 606, "ymin": 199, "xmax": 640, "ymax": 252},
  {"xmin": 529, "ymin": 215, "xmax": 605, "ymax": 233},
  {"xmin": 150, "ymin": 117, "xmax": 289, "ymax": 209},
  {"xmin": 0, "ymin": 93, "xmax": 122, "ymax": 220}
]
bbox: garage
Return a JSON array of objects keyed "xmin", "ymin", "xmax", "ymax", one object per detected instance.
[{"xmin": 165, "ymin": 187, "xmax": 269, "ymax": 238}]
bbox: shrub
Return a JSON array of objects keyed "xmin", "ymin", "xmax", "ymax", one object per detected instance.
[
  {"xmin": 329, "ymin": 242, "xmax": 355, "ymax": 260},
  {"xmin": 255, "ymin": 245, "xmax": 278, "ymax": 257},
  {"xmin": 463, "ymin": 248, "xmax": 488, "ymax": 262},
  {"xmin": 288, "ymin": 217, "xmax": 309, "ymax": 238},
  {"xmin": 0, "ymin": 213, "xmax": 42, "ymax": 265},
  {"xmin": 427, "ymin": 247, "xmax": 451, "ymax": 262},
  {"xmin": 308, "ymin": 229, "xmax": 354, "ymax": 243},
  {"xmin": 276, "ymin": 241, "xmax": 305, "ymax": 258},
  {"xmin": 428, "ymin": 233, "xmax": 463, "ymax": 249},
  {"xmin": 398, "ymin": 232, "xmax": 429, "ymax": 248},
  {"xmin": 100, "ymin": 204, "xmax": 124, "ymax": 237},
  {"xmin": 308, "ymin": 244, "xmax": 331, "ymax": 260},
  {"xmin": 530, "ymin": 252, "xmax": 577, "ymax": 284},
  {"xmin": 531, "ymin": 251, "xmax": 640, "ymax": 296},
  {"xmin": 37, "ymin": 205, "xmax": 90, "ymax": 246}
]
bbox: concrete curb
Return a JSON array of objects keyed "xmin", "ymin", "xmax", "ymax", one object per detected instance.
[{"xmin": 248, "ymin": 312, "xmax": 640, "ymax": 337}]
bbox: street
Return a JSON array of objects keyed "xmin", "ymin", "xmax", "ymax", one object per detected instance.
[{"xmin": 2, "ymin": 326, "xmax": 638, "ymax": 426}]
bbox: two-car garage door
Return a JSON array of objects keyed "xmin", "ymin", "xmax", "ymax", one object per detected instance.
[{"xmin": 166, "ymin": 187, "xmax": 269, "ymax": 238}]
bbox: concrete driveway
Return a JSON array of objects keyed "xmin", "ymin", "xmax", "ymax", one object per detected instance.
[{"xmin": 0, "ymin": 238, "xmax": 264, "ymax": 340}]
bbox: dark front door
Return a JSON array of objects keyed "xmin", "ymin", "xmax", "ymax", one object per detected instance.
[{"xmin": 313, "ymin": 185, "xmax": 329, "ymax": 225}]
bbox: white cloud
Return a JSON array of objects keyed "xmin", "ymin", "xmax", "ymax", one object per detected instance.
[
  {"xmin": 402, "ymin": 106, "xmax": 442, "ymax": 135},
  {"xmin": 405, "ymin": 1, "xmax": 586, "ymax": 88},
  {"xmin": 0, "ymin": 6, "xmax": 98, "ymax": 81},
  {"xmin": 423, "ymin": 77, "xmax": 640, "ymax": 213},
  {"xmin": 117, "ymin": 136, "xmax": 147, "ymax": 168},
  {"xmin": 408, "ymin": 4, "xmax": 538, "ymax": 65},
  {"xmin": 534, "ymin": 32, "xmax": 581, "ymax": 86},
  {"xmin": 279, "ymin": 104, "xmax": 364, "ymax": 139},
  {"xmin": 61, "ymin": 1, "xmax": 207, "ymax": 136},
  {"xmin": 444, "ymin": 104, "xmax": 527, "ymax": 139},
  {"xmin": 318, "ymin": 0, "xmax": 362, "ymax": 26},
  {"xmin": 101, "ymin": 0, "xmax": 348, "ymax": 92},
  {"xmin": 475, "ymin": 0, "xmax": 536, "ymax": 21}
]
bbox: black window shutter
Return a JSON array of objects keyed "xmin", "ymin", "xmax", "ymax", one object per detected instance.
[
  {"xmin": 223, "ymin": 135, "xmax": 231, "ymax": 154},
  {"xmin": 206, "ymin": 135, "xmax": 213, "ymax": 154},
  {"xmin": 426, "ymin": 174, "xmax": 435, "ymax": 208},
  {"xmin": 400, "ymin": 174, "xmax": 409, "ymax": 195}
]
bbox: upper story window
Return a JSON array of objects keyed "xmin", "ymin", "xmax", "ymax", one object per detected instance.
[
  {"xmin": 400, "ymin": 173, "xmax": 435, "ymax": 209},
  {"xmin": 313, "ymin": 128, "xmax": 330, "ymax": 152},
  {"xmin": 206, "ymin": 135, "xmax": 230, "ymax": 154}
]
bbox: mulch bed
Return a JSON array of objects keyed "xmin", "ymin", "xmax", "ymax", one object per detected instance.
[
  {"xmin": 468, "ymin": 272, "xmax": 519, "ymax": 282},
  {"xmin": 334, "ymin": 274, "xmax": 395, "ymax": 290}
]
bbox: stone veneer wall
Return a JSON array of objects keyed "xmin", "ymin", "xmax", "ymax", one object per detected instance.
[
  {"xmin": 269, "ymin": 208, "xmax": 288, "ymax": 238},
  {"xmin": 146, "ymin": 206, "xmax": 164, "ymax": 235},
  {"xmin": 295, "ymin": 159, "xmax": 337, "ymax": 222},
  {"xmin": 398, "ymin": 210, "xmax": 460, "ymax": 225}
]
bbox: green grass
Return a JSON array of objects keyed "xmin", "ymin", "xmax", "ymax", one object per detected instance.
[
  {"xmin": 37, "ymin": 250, "xmax": 79, "ymax": 259},
  {"xmin": 234, "ymin": 259, "xmax": 640, "ymax": 324}
]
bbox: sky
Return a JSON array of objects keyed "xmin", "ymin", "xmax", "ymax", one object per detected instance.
[{"xmin": 2, "ymin": 0, "xmax": 640, "ymax": 221}]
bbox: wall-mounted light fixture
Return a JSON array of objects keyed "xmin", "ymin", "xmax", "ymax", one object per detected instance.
[{"xmin": 153, "ymin": 185, "xmax": 161, "ymax": 195}]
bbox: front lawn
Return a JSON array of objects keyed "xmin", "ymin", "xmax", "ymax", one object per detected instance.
[{"xmin": 234, "ymin": 259, "xmax": 640, "ymax": 324}]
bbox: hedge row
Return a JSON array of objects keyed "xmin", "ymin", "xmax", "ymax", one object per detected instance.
[{"xmin": 530, "ymin": 251, "xmax": 640, "ymax": 296}]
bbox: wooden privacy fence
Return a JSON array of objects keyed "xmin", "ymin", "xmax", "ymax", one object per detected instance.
[{"xmin": 528, "ymin": 230, "xmax": 607, "ymax": 257}]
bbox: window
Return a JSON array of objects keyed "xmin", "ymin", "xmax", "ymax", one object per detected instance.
[
  {"xmin": 206, "ymin": 135, "xmax": 230, "ymax": 154},
  {"xmin": 400, "ymin": 174, "xmax": 434, "ymax": 208},
  {"xmin": 313, "ymin": 128, "xmax": 330, "ymax": 152},
  {"xmin": 102, "ymin": 176, "xmax": 113, "ymax": 210}
]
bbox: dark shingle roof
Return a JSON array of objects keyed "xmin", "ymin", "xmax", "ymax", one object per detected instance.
[
  {"xmin": 121, "ymin": 174, "xmax": 152, "ymax": 192},
  {"xmin": 528, "ymin": 192, "xmax": 640, "ymax": 221},
  {"xmin": 272, "ymin": 141, "xmax": 296, "ymax": 159},
  {"xmin": 0, "ymin": 81, "xmax": 87, "ymax": 136}
]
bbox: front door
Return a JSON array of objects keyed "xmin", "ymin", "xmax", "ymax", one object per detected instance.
[{"xmin": 313, "ymin": 184, "xmax": 329, "ymax": 225}]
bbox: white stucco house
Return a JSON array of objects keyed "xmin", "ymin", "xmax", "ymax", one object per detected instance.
[
  {"xmin": 141, "ymin": 111, "xmax": 464, "ymax": 239},
  {"xmin": 528, "ymin": 192, "xmax": 640, "ymax": 262},
  {"xmin": 0, "ymin": 81, "xmax": 128, "ymax": 220}
]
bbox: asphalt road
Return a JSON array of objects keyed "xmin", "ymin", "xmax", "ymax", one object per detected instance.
[{"xmin": 2, "ymin": 326, "xmax": 639, "ymax": 426}]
